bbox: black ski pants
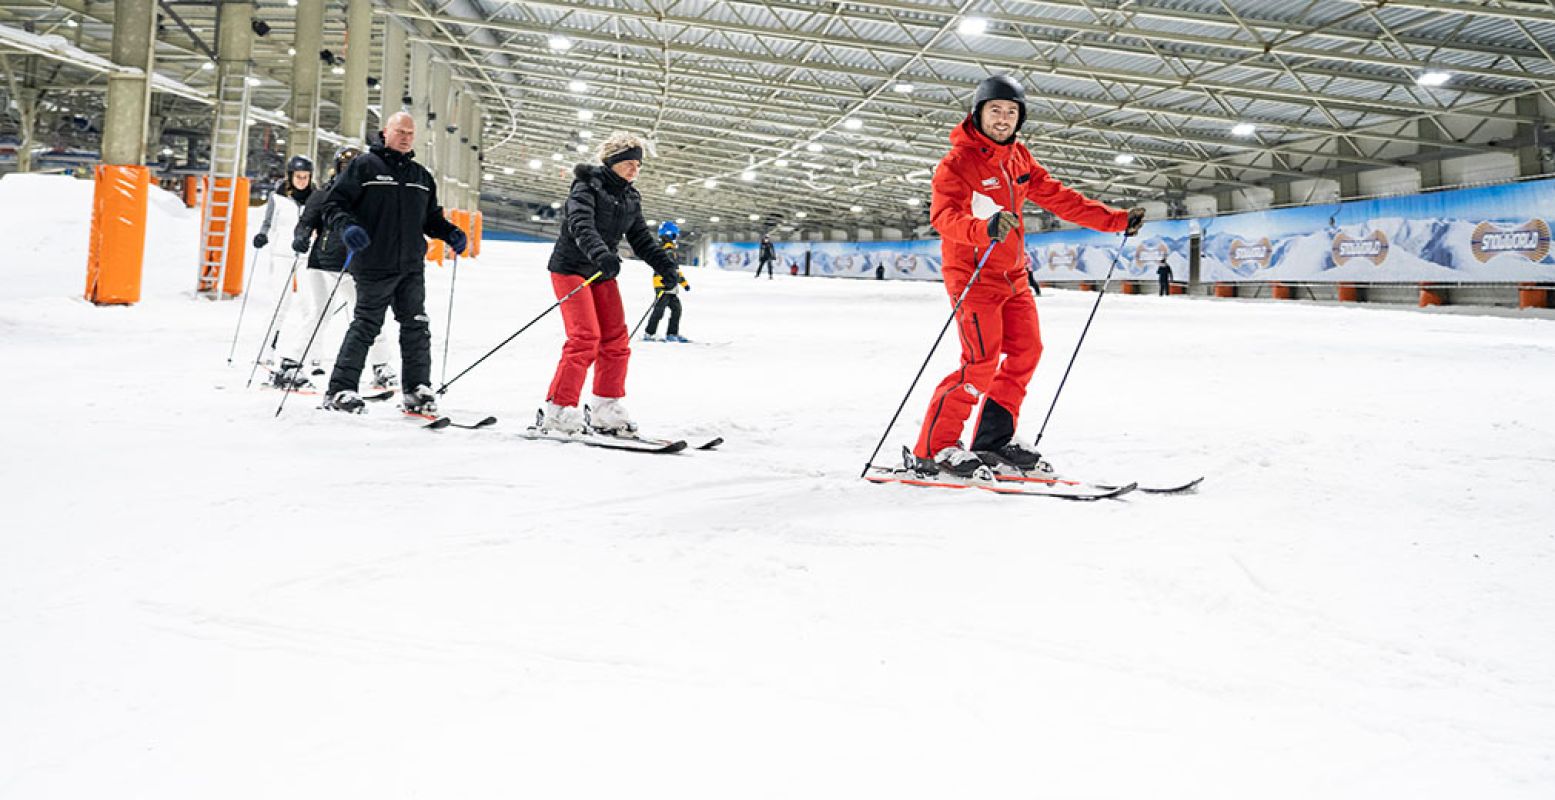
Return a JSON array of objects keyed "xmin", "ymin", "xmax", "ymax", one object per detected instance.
[
  {"xmin": 645, "ymin": 293, "xmax": 682, "ymax": 337},
  {"xmin": 328, "ymin": 268, "xmax": 431, "ymax": 395},
  {"xmin": 755, "ymin": 257, "xmax": 775, "ymax": 279},
  {"xmin": 1158, "ymin": 274, "xmax": 1170, "ymax": 296}
]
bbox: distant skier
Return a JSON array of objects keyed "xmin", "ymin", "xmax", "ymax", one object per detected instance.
[
  {"xmin": 317, "ymin": 111, "xmax": 466, "ymax": 414},
  {"xmin": 252, "ymin": 155, "xmax": 313, "ymax": 276},
  {"xmin": 1157, "ymin": 262, "xmax": 1173, "ymax": 296},
  {"xmin": 268, "ymin": 145, "xmax": 400, "ymax": 392},
  {"xmin": 913, "ymin": 75, "xmax": 1145, "ymax": 477},
  {"xmin": 644, "ymin": 220, "xmax": 691, "ymax": 342},
  {"xmin": 754, "ymin": 233, "xmax": 776, "ymax": 279},
  {"xmin": 537, "ymin": 132, "xmax": 684, "ymax": 435}
]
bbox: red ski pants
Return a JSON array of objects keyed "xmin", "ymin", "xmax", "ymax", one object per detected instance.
[
  {"xmin": 914, "ymin": 272, "xmax": 1043, "ymax": 458},
  {"xmin": 546, "ymin": 273, "xmax": 630, "ymax": 407}
]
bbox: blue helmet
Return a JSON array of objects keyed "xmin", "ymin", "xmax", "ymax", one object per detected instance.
[{"xmin": 657, "ymin": 220, "xmax": 680, "ymax": 239}]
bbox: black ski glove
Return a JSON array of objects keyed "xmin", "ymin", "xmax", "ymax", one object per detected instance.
[
  {"xmin": 1124, "ymin": 206, "xmax": 1146, "ymax": 236},
  {"xmin": 252, "ymin": 233, "xmax": 269, "ymax": 249},
  {"xmin": 596, "ymin": 252, "xmax": 622, "ymax": 277},
  {"xmin": 986, "ymin": 211, "xmax": 1019, "ymax": 242},
  {"xmin": 292, "ymin": 234, "xmax": 311, "ymax": 254}
]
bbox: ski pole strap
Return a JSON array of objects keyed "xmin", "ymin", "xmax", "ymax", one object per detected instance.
[{"xmin": 437, "ymin": 270, "xmax": 604, "ymax": 396}]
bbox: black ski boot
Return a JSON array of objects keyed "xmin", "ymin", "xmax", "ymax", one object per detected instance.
[
  {"xmin": 323, "ymin": 389, "xmax": 366, "ymax": 413},
  {"xmin": 402, "ymin": 385, "xmax": 438, "ymax": 416},
  {"xmin": 270, "ymin": 358, "xmax": 314, "ymax": 390}
]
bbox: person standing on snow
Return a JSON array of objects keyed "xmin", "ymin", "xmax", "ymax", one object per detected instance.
[
  {"xmin": 538, "ymin": 132, "xmax": 684, "ymax": 435},
  {"xmin": 754, "ymin": 233, "xmax": 777, "ymax": 279},
  {"xmin": 913, "ymin": 75, "xmax": 1145, "ymax": 477},
  {"xmin": 252, "ymin": 155, "xmax": 314, "ymax": 275},
  {"xmin": 267, "ymin": 145, "xmax": 400, "ymax": 392},
  {"xmin": 644, "ymin": 220, "xmax": 691, "ymax": 342},
  {"xmin": 317, "ymin": 111, "xmax": 466, "ymax": 414}
]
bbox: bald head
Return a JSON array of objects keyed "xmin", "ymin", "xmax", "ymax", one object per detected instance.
[{"xmin": 383, "ymin": 112, "xmax": 416, "ymax": 154}]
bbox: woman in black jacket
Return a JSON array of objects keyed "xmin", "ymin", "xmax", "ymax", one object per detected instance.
[{"xmin": 540, "ymin": 132, "xmax": 682, "ymax": 435}]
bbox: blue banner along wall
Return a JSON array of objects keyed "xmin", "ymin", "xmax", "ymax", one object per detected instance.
[{"xmin": 710, "ymin": 178, "xmax": 1555, "ymax": 284}]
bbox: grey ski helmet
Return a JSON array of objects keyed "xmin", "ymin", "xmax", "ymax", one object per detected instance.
[
  {"xmin": 972, "ymin": 75, "xmax": 1027, "ymax": 135},
  {"xmin": 286, "ymin": 154, "xmax": 314, "ymax": 174}
]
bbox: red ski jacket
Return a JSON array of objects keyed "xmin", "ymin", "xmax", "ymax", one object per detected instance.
[{"xmin": 931, "ymin": 117, "xmax": 1128, "ymax": 285}]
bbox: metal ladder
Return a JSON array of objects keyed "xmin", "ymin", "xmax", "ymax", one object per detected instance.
[{"xmin": 197, "ymin": 64, "xmax": 252, "ymax": 298}]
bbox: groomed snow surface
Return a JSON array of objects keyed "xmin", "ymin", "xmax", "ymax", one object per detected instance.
[{"xmin": 3, "ymin": 175, "xmax": 1554, "ymax": 799}]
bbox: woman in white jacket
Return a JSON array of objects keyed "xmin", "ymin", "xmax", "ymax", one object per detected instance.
[{"xmin": 252, "ymin": 155, "xmax": 314, "ymax": 275}]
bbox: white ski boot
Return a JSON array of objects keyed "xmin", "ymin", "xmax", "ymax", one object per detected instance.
[
  {"xmin": 588, "ymin": 398, "xmax": 638, "ymax": 436},
  {"xmin": 539, "ymin": 401, "xmax": 586, "ymax": 434},
  {"xmin": 932, "ymin": 442, "xmax": 985, "ymax": 478}
]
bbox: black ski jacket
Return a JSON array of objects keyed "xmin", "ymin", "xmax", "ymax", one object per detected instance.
[
  {"xmin": 294, "ymin": 177, "xmax": 349, "ymax": 272},
  {"xmin": 318, "ymin": 144, "xmax": 456, "ymax": 275},
  {"xmin": 547, "ymin": 164, "xmax": 678, "ymax": 283}
]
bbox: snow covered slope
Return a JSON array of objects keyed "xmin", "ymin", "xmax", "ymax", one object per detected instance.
[{"xmin": 3, "ymin": 175, "xmax": 1554, "ymax": 799}]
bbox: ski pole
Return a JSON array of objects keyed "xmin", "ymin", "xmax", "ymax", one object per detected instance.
[
  {"xmin": 1031, "ymin": 231, "xmax": 1133, "ymax": 449},
  {"xmin": 630, "ymin": 290, "xmax": 665, "ymax": 340},
  {"xmin": 225, "ymin": 245, "xmax": 266, "ymax": 365},
  {"xmin": 441, "ymin": 251, "xmax": 458, "ymax": 384},
  {"xmin": 859, "ymin": 238, "xmax": 1004, "ymax": 478},
  {"xmin": 438, "ymin": 270, "xmax": 602, "ymax": 396},
  {"xmin": 245, "ymin": 253, "xmax": 303, "ymax": 388},
  {"xmin": 275, "ymin": 251, "xmax": 354, "ymax": 418}
]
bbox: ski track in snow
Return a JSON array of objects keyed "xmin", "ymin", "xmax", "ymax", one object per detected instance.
[{"xmin": 2, "ymin": 175, "xmax": 1554, "ymax": 799}]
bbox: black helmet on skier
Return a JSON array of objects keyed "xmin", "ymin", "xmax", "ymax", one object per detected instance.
[
  {"xmin": 972, "ymin": 75, "xmax": 1027, "ymax": 135},
  {"xmin": 332, "ymin": 145, "xmax": 362, "ymax": 175},
  {"xmin": 286, "ymin": 154, "xmax": 314, "ymax": 174}
]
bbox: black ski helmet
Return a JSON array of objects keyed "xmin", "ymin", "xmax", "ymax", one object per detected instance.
[
  {"xmin": 972, "ymin": 75, "xmax": 1027, "ymax": 136},
  {"xmin": 332, "ymin": 145, "xmax": 362, "ymax": 175},
  {"xmin": 286, "ymin": 154, "xmax": 314, "ymax": 174}
]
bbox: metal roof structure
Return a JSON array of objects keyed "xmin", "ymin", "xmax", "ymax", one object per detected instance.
[{"xmin": 2, "ymin": 0, "xmax": 1553, "ymax": 234}]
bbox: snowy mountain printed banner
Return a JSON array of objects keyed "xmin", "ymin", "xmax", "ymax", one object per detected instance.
[
  {"xmin": 1024, "ymin": 219, "xmax": 1195, "ymax": 282},
  {"xmin": 711, "ymin": 239, "xmax": 944, "ymax": 280},
  {"xmin": 1197, "ymin": 178, "xmax": 1555, "ymax": 283}
]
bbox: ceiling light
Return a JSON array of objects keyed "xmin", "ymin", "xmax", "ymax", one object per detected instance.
[
  {"xmin": 551, "ymin": 201, "xmax": 561, "ymax": 209},
  {"xmin": 578, "ymin": 130, "xmax": 592, "ymax": 139},
  {"xmin": 64, "ymin": 18, "xmax": 78, "ymax": 28},
  {"xmin": 160, "ymin": 147, "xmax": 174, "ymax": 156},
  {"xmin": 201, "ymin": 61, "xmax": 214, "ymax": 71},
  {"xmin": 774, "ymin": 158, "xmax": 789, "ymax": 167},
  {"xmin": 665, "ymin": 186, "xmax": 678, "ymax": 195},
  {"xmin": 1417, "ymin": 71, "xmax": 1451, "ymax": 87},
  {"xmin": 703, "ymin": 179, "xmax": 718, "ymax": 189},
  {"xmin": 548, "ymin": 35, "xmax": 572, "ymax": 51},
  {"xmin": 531, "ymin": 215, "xmax": 541, "ymax": 222},
  {"xmin": 710, "ymin": 216, "xmax": 720, "ymax": 222},
  {"xmin": 906, "ymin": 197, "xmax": 921, "ymax": 206},
  {"xmin": 482, "ymin": 173, "xmax": 494, "ymax": 181},
  {"xmin": 331, "ymin": 66, "xmax": 345, "ymax": 76},
  {"xmin": 893, "ymin": 82, "xmax": 914, "ymax": 93},
  {"xmin": 748, "ymin": 213, "xmax": 759, "ymax": 221},
  {"xmin": 1113, "ymin": 153, "xmax": 1135, "ymax": 165},
  {"xmin": 528, "ymin": 158, "xmax": 541, "ymax": 169},
  {"xmin": 574, "ymin": 144, "xmax": 587, "ymax": 153},
  {"xmin": 796, "ymin": 211, "xmax": 807, "ymax": 218},
  {"xmin": 675, "ymin": 218, "xmax": 685, "ymax": 224},
  {"xmin": 577, "ymin": 109, "xmax": 594, "ymax": 121},
  {"xmin": 1231, "ymin": 122, "xmax": 1256, "ymax": 137},
  {"xmin": 850, "ymin": 205, "xmax": 863, "ymax": 213},
  {"xmin": 247, "ymin": 77, "xmax": 262, "ymax": 87},
  {"xmin": 806, "ymin": 142, "xmax": 823, "ymax": 153},
  {"xmin": 275, "ymin": 138, "xmax": 285, "ymax": 144},
  {"xmin": 552, "ymin": 153, "xmax": 564, "ymax": 161},
  {"xmin": 843, "ymin": 118, "xmax": 863, "ymax": 130},
  {"xmin": 288, "ymin": 47, "xmax": 296, "ymax": 56},
  {"xmin": 287, "ymin": 0, "xmax": 297, "ymax": 6},
  {"xmin": 957, "ymin": 17, "xmax": 988, "ymax": 36},
  {"xmin": 568, "ymin": 80, "xmax": 587, "ymax": 93},
  {"xmin": 741, "ymin": 170, "xmax": 756, "ymax": 181},
  {"xmin": 503, "ymin": 166, "xmax": 516, "ymax": 175}
]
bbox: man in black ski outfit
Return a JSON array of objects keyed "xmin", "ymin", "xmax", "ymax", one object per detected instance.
[
  {"xmin": 755, "ymin": 233, "xmax": 776, "ymax": 279},
  {"xmin": 318, "ymin": 111, "xmax": 465, "ymax": 414}
]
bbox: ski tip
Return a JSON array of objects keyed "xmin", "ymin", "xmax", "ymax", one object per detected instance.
[
  {"xmin": 696, "ymin": 436, "xmax": 724, "ymax": 450},
  {"xmin": 423, "ymin": 416, "xmax": 453, "ymax": 430}
]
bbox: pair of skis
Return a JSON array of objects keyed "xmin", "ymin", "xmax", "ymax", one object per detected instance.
[
  {"xmin": 865, "ymin": 447, "xmax": 1202, "ymax": 500},
  {"xmin": 519, "ymin": 409, "xmax": 722, "ymax": 454}
]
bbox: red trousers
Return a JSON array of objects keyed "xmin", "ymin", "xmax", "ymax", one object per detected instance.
[
  {"xmin": 546, "ymin": 273, "xmax": 630, "ymax": 407},
  {"xmin": 914, "ymin": 272, "xmax": 1043, "ymax": 458}
]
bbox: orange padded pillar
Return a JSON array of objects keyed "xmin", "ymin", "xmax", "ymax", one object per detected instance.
[
  {"xmin": 1337, "ymin": 283, "xmax": 1361, "ymax": 302},
  {"xmin": 1271, "ymin": 283, "xmax": 1294, "ymax": 300},
  {"xmin": 1214, "ymin": 283, "xmax": 1236, "ymax": 298},
  {"xmin": 1419, "ymin": 284, "xmax": 1447, "ymax": 307},
  {"xmin": 471, "ymin": 210, "xmax": 483, "ymax": 258},
  {"xmin": 182, "ymin": 175, "xmax": 200, "ymax": 208},
  {"xmin": 449, "ymin": 209, "xmax": 469, "ymax": 255},
  {"xmin": 198, "ymin": 176, "xmax": 250, "ymax": 296},
  {"xmin": 85, "ymin": 164, "xmax": 151, "ymax": 305},
  {"xmin": 427, "ymin": 235, "xmax": 445, "ymax": 265},
  {"xmin": 1169, "ymin": 283, "xmax": 1185, "ymax": 295},
  {"xmin": 1079, "ymin": 281, "xmax": 1095, "ymax": 291},
  {"xmin": 1519, "ymin": 284, "xmax": 1549, "ymax": 309},
  {"xmin": 1121, "ymin": 281, "xmax": 1138, "ymax": 295}
]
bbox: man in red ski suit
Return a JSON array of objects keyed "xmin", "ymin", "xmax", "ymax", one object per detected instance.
[{"xmin": 915, "ymin": 75, "xmax": 1145, "ymax": 477}]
